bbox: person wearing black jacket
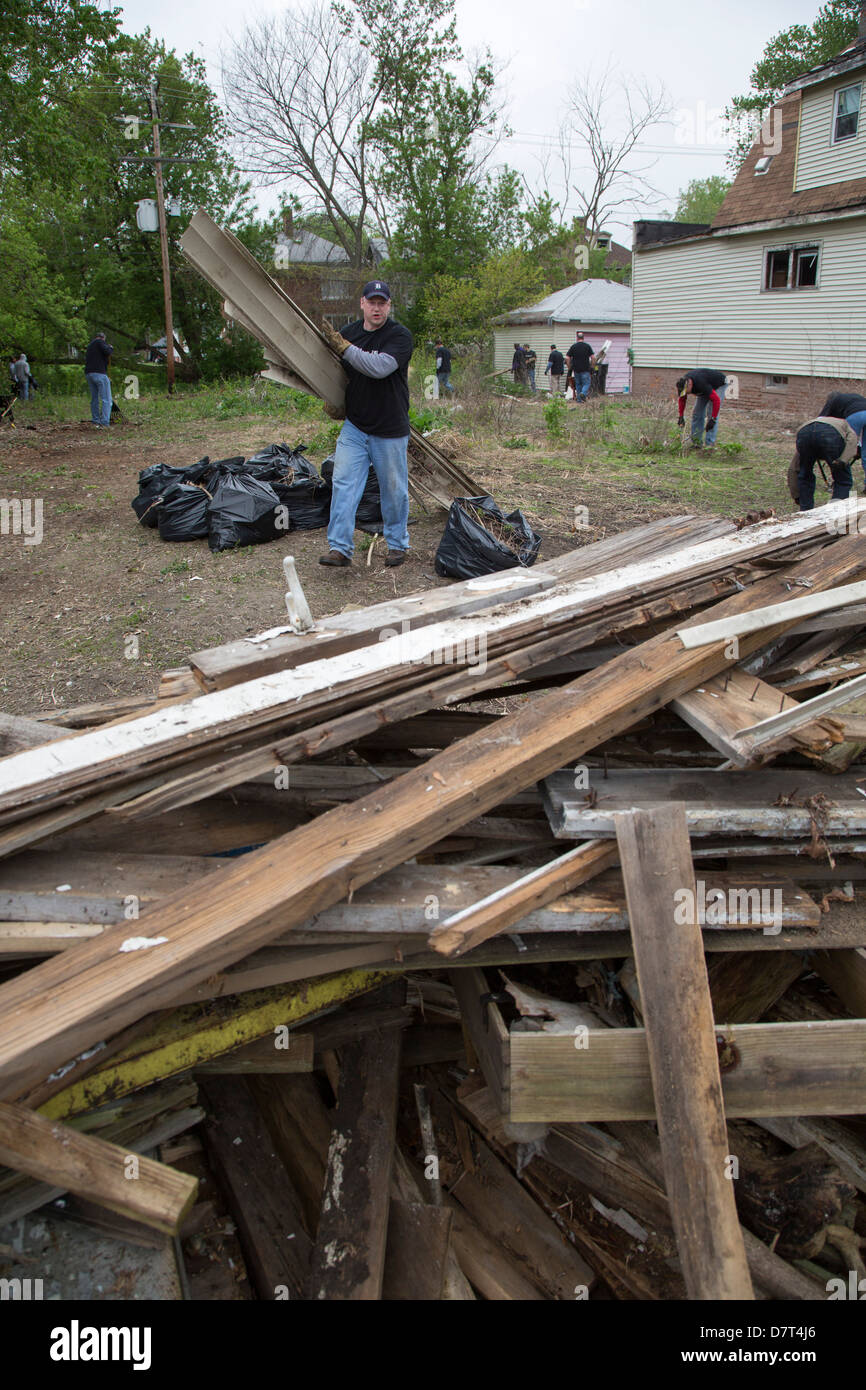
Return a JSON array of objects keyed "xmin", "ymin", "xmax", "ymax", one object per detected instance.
[
  {"xmin": 435, "ymin": 339, "xmax": 454, "ymax": 398},
  {"xmin": 511, "ymin": 343, "xmax": 526, "ymax": 386},
  {"xmin": 319, "ymin": 281, "xmax": 414, "ymax": 569},
  {"xmin": 819, "ymin": 392, "xmax": 866, "ymax": 485},
  {"xmin": 566, "ymin": 334, "xmax": 595, "ymax": 401},
  {"xmin": 545, "ymin": 345, "xmax": 565, "ymax": 396},
  {"xmin": 84, "ymin": 332, "xmax": 114, "ymax": 427},
  {"xmin": 676, "ymin": 368, "xmax": 728, "ymax": 446}
]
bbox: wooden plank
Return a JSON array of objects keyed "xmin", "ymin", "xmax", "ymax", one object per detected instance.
[
  {"xmin": 200, "ymin": 1076, "xmax": 312, "ymax": 1299},
  {"xmin": 811, "ymin": 947, "xmax": 866, "ymax": 1016},
  {"xmin": 428, "ymin": 841, "xmax": 618, "ymax": 958},
  {"xmin": 671, "ymin": 668, "xmax": 840, "ymax": 766},
  {"xmin": 451, "ymin": 968, "xmax": 510, "ymax": 1113},
  {"xmin": 543, "ymin": 766, "xmax": 866, "ymax": 839},
  {"xmin": 39, "ymin": 971, "xmax": 389, "ymax": 1122},
  {"xmin": 0, "ymin": 713, "xmax": 72, "ymax": 755},
  {"xmin": 308, "ymin": 1016, "xmax": 403, "ymax": 1300},
  {"xmin": 678, "ymin": 578, "xmax": 866, "ymax": 649},
  {"xmin": 737, "ymin": 672, "xmax": 866, "ymax": 745},
  {"xmin": 615, "ymin": 805, "xmax": 753, "ymax": 1299},
  {"xmin": 621, "ymin": 950, "xmax": 805, "ymax": 1025},
  {"xmin": 0, "ymin": 531, "xmax": 864, "ymax": 1099},
  {"xmin": 382, "ymin": 1200, "xmax": 452, "ymax": 1300},
  {"xmin": 194, "ymin": 1031, "xmax": 314, "ymax": 1074},
  {"xmin": 0, "ymin": 1100, "xmax": 198, "ymax": 1234},
  {"xmin": 510, "ymin": 1020, "xmax": 866, "ymax": 1122},
  {"xmin": 246, "ymin": 1073, "xmax": 331, "ymax": 1239}
]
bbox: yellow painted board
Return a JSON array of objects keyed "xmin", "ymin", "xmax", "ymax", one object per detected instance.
[{"xmin": 41, "ymin": 969, "xmax": 390, "ymax": 1121}]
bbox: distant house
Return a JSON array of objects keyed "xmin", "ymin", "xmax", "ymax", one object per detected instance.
[
  {"xmin": 272, "ymin": 221, "xmax": 388, "ymax": 327},
  {"xmin": 493, "ymin": 280, "xmax": 633, "ymax": 392},
  {"xmin": 630, "ymin": 26, "xmax": 866, "ymax": 412}
]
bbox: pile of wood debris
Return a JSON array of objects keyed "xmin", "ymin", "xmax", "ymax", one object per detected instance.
[{"xmin": 1, "ymin": 502, "xmax": 865, "ymax": 1301}]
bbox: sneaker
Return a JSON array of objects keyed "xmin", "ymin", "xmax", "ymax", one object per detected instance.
[
  {"xmin": 319, "ymin": 550, "xmax": 351, "ymax": 567},
  {"xmin": 385, "ymin": 550, "xmax": 407, "ymax": 567}
]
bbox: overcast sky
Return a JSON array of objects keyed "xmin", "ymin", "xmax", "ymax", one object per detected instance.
[{"xmin": 112, "ymin": 0, "xmax": 828, "ymax": 246}]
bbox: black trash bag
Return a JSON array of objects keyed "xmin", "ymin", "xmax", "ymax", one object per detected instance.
[
  {"xmin": 157, "ymin": 481, "xmax": 212, "ymax": 542},
  {"xmin": 245, "ymin": 443, "xmax": 316, "ymax": 482},
  {"xmin": 266, "ymin": 456, "xmax": 331, "ymax": 531},
  {"xmin": 434, "ymin": 495, "xmax": 541, "ymax": 580},
  {"xmin": 207, "ymin": 471, "xmax": 283, "ymax": 551},
  {"xmin": 201, "ymin": 455, "xmax": 246, "ymax": 490},
  {"xmin": 132, "ymin": 457, "xmax": 211, "ymax": 526},
  {"xmin": 320, "ymin": 455, "xmax": 384, "ymax": 534}
]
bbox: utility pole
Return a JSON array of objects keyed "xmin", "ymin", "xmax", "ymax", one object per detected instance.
[{"xmin": 149, "ymin": 81, "xmax": 176, "ymax": 394}]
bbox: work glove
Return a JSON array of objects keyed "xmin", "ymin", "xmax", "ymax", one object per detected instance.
[
  {"xmin": 677, "ymin": 417, "xmax": 685, "ymax": 429},
  {"xmin": 321, "ymin": 320, "xmax": 351, "ymax": 356},
  {"xmin": 323, "ymin": 400, "xmax": 346, "ymax": 420}
]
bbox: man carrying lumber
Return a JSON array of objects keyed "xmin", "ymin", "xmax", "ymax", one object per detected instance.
[
  {"xmin": 320, "ymin": 281, "xmax": 414, "ymax": 568},
  {"xmin": 788, "ymin": 416, "xmax": 860, "ymax": 510},
  {"xmin": 675, "ymin": 368, "xmax": 728, "ymax": 446}
]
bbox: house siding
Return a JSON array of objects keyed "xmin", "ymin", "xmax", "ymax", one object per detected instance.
[
  {"xmin": 796, "ymin": 80, "xmax": 866, "ymax": 190},
  {"xmin": 494, "ymin": 324, "xmax": 631, "ymax": 391},
  {"xmin": 631, "ymin": 217, "xmax": 866, "ymax": 380}
]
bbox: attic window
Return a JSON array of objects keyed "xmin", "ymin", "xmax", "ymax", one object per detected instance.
[
  {"xmin": 754, "ymin": 155, "xmax": 773, "ymax": 175},
  {"xmin": 833, "ymin": 83, "xmax": 861, "ymax": 142}
]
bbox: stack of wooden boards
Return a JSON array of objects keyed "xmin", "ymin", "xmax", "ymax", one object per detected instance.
[{"xmin": 1, "ymin": 503, "xmax": 866, "ymax": 1300}]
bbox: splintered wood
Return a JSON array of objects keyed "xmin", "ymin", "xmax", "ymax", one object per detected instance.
[{"xmin": 1, "ymin": 505, "xmax": 866, "ymax": 1300}]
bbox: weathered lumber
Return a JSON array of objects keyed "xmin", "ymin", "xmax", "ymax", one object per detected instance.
[
  {"xmin": 428, "ymin": 841, "xmax": 618, "ymax": 957},
  {"xmin": 544, "ymin": 766, "xmax": 866, "ymax": 840},
  {"xmin": 382, "ymin": 1200, "xmax": 452, "ymax": 1300},
  {"xmin": 737, "ymin": 671, "xmax": 866, "ymax": 746},
  {"xmin": 187, "ymin": 515, "xmax": 738, "ymax": 691},
  {"xmin": 307, "ymin": 1015, "xmax": 404, "ymax": 1300},
  {"xmin": 811, "ymin": 946, "xmax": 866, "ymax": 1016},
  {"xmin": 622, "ymin": 951, "xmax": 806, "ymax": 1025},
  {"xmin": 194, "ymin": 1031, "xmax": 314, "ymax": 1074},
  {"xmin": 246, "ymin": 1073, "xmax": 331, "ymax": 1239},
  {"xmin": 451, "ymin": 968, "xmax": 510, "ymax": 1113},
  {"xmin": 730, "ymin": 1136, "xmax": 855, "ymax": 1260},
  {"xmin": 200, "ymin": 1076, "xmax": 312, "ymax": 1299},
  {"xmin": 754, "ymin": 1115, "xmax": 866, "ymax": 1195},
  {"xmin": 678, "ymin": 578, "xmax": 866, "ymax": 648},
  {"xmin": 671, "ymin": 667, "xmax": 841, "ymax": 766},
  {"xmin": 0, "ymin": 1100, "xmax": 198, "ymax": 1234},
  {"xmin": 510, "ymin": 1019, "xmax": 866, "ymax": 1121},
  {"xmin": 615, "ymin": 805, "xmax": 753, "ymax": 1300},
  {"xmin": 609, "ymin": 1122, "xmax": 828, "ymax": 1301},
  {"xmin": 0, "ymin": 532, "xmax": 863, "ymax": 1101},
  {"xmin": 0, "ymin": 713, "xmax": 71, "ymax": 755},
  {"xmin": 39, "ymin": 971, "xmax": 389, "ymax": 1122}
]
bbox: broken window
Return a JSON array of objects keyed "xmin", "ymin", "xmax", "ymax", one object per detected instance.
[
  {"xmin": 833, "ymin": 83, "xmax": 861, "ymax": 142},
  {"xmin": 764, "ymin": 244, "xmax": 820, "ymax": 291}
]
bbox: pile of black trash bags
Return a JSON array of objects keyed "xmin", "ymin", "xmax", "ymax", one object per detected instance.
[
  {"xmin": 131, "ymin": 443, "xmax": 384, "ymax": 552},
  {"xmin": 434, "ymin": 495, "xmax": 541, "ymax": 580}
]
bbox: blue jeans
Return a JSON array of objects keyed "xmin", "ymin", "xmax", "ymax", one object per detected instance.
[
  {"xmin": 86, "ymin": 371, "xmax": 112, "ymax": 425},
  {"xmin": 574, "ymin": 371, "xmax": 590, "ymax": 400},
  {"xmin": 327, "ymin": 419, "xmax": 410, "ymax": 557},
  {"xmin": 527, "ymin": 368, "xmax": 537, "ymax": 393},
  {"xmin": 17, "ymin": 378, "xmax": 29, "ymax": 401},
  {"xmin": 437, "ymin": 371, "xmax": 454, "ymax": 396},
  {"xmin": 692, "ymin": 383, "xmax": 727, "ymax": 444},
  {"xmin": 844, "ymin": 410, "xmax": 866, "ymax": 485}
]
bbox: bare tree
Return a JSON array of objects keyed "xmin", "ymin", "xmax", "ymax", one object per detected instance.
[
  {"xmin": 222, "ymin": 2, "xmax": 389, "ymax": 266},
  {"xmin": 563, "ymin": 65, "xmax": 671, "ymax": 245}
]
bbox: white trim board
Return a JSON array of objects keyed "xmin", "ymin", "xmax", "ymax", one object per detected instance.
[{"xmin": 677, "ymin": 578, "xmax": 866, "ymax": 650}]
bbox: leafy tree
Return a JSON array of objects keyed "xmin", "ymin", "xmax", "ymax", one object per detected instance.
[
  {"xmin": 725, "ymin": 1, "xmax": 860, "ymax": 168},
  {"xmin": 673, "ymin": 176, "xmax": 732, "ymax": 224},
  {"xmin": 520, "ymin": 200, "xmax": 629, "ymax": 292},
  {"xmin": 420, "ymin": 249, "xmax": 545, "ymax": 345}
]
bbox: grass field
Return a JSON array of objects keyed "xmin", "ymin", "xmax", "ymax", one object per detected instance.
[{"xmin": 0, "ymin": 368, "xmax": 816, "ymax": 716}]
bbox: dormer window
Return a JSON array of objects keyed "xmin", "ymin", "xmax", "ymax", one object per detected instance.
[
  {"xmin": 833, "ymin": 83, "xmax": 861, "ymax": 142},
  {"xmin": 754, "ymin": 156, "xmax": 773, "ymax": 175}
]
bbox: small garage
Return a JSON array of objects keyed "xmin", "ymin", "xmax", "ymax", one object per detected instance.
[{"xmin": 493, "ymin": 280, "xmax": 632, "ymax": 393}]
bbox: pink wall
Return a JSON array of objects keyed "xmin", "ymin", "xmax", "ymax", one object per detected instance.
[{"xmin": 587, "ymin": 332, "xmax": 630, "ymax": 393}]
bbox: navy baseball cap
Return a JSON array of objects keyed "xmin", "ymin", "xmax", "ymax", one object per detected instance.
[{"xmin": 362, "ymin": 280, "xmax": 391, "ymax": 300}]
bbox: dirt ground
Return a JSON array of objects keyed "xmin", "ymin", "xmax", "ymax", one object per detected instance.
[{"xmin": 0, "ymin": 388, "xmax": 807, "ymax": 715}]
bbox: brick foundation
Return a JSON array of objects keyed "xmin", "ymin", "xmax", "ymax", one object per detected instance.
[{"xmin": 631, "ymin": 366, "xmax": 866, "ymax": 418}]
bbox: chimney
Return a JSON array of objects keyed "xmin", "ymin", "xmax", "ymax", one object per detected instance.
[{"xmin": 860, "ymin": 1, "xmax": 866, "ymax": 38}]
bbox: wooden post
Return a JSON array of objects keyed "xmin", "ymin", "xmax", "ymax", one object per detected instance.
[
  {"xmin": 615, "ymin": 805, "xmax": 754, "ymax": 1300},
  {"xmin": 149, "ymin": 81, "xmax": 175, "ymax": 395}
]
